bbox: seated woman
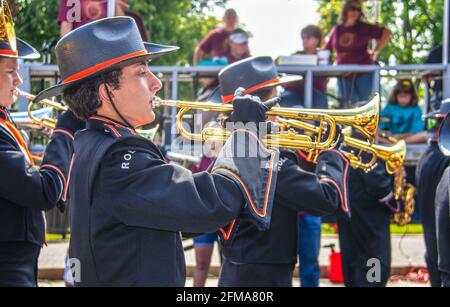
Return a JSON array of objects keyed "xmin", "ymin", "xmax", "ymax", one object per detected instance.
[{"xmin": 379, "ymin": 79, "xmax": 425, "ymax": 144}]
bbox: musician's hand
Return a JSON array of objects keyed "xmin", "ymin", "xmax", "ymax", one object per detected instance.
[
  {"xmin": 331, "ymin": 124, "xmax": 344, "ymax": 150},
  {"xmin": 230, "ymin": 87, "xmax": 279, "ymax": 125},
  {"xmin": 56, "ymin": 110, "xmax": 85, "ymax": 135}
]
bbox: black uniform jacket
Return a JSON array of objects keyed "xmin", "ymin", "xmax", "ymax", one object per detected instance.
[
  {"xmin": 68, "ymin": 116, "xmax": 278, "ymax": 287},
  {"xmin": 0, "ymin": 108, "xmax": 71, "ymax": 246},
  {"xmin": 219, "ymin": 149, "xmax": 350, "ymax": 265}
]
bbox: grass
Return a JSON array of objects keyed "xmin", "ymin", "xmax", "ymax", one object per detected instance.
[{"xmin": 321, "ymin": 223, "xmax": 423, "ymax": 235}]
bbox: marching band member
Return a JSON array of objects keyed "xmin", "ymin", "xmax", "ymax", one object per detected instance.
[
  {"xmin": 0, "ymin": 0, "xmax": 82, "ymax": 287},
  {"xmin": 32, "ymin": 17, "xmax": 279, "ymax": 287},
  {"xmin": 336, "ymin": 128, "xmax": 394, "ymax": 287},
  {"xmin": 435, "ymin": 110, "xmax": 450, "ymax": 287},
  {"xmin": 206, "ymin": 56, "xmax": 350, "ymax": 287},
  {"xmin": 416, "ymin": 100, "xmax": 450, "ymax": 287}
]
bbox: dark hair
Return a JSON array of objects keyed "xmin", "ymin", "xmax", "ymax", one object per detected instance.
[
  {"xmin": 388, "ymin": 79, "xmax": 419, "ymax": 106},
  {"xmin": 63, "ymin": 69, "xmax": 123, "ymax": 120},
  {"xmin": 224, "ymin": 8, "xmax": 237, "ymax": 18},
  {"xmin": 340, "ymin": 0, "xmax": 365, "ymax": 25},
  {"xmin": 301, "ymin": 25, "xmax": 323, "ymax": 44}
]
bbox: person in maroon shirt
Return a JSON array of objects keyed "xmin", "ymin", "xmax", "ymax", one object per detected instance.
[
  {"xmin": 325, "ymin": 0, "xmax": 391, "ymax": 106},
  {"xmin": 193, "ymin": 8, "xmax": 238, "ymax": 65},
  {"xmin": 281, "ymin": 25, "xmax": 329, "ymax": 109},
  {"xmin": 58, "ymin": 0, "xmax": 147, "ymax": 40}
]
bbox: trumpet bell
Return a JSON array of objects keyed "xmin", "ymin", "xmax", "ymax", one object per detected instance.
[{"xmin": 0, "ymin": 0, "xmax": 16, "ymax": 51}]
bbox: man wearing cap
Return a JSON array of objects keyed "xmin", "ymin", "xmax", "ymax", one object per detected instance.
[
  {"xmin": 193, "ymin": 8, "xmax": 239, "ymax": 65},
  {"xmin": 205, "ymin": 56, "xmax": 350, "ymax": 287},
  {"xmin": 0, "ymin": 0, "xmax": 83, "ymax": 286},
  {"xmin": 33, "ymin": 17, "xmax": 279, "ymax": 287},
  {"xmin": 415, "ymin": 100, "xmax": 450, "ymax": 287},
  {"xmin": 435, "ymin": 112, "xmax": 450, "ymax": 287}
]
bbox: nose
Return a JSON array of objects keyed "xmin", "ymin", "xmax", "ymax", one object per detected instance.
[
  {"xmin": 148, "ymin": 71, "xmax": 162, "ymax": 93},
  {"xmin": 13, "ymin": 71, "xmax": 23, "ymax": 87}
]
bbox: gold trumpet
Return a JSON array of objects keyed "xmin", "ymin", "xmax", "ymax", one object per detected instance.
[
  {"xmin": 15, "ymin": 89, "xmax": 68, "ymax": 130},
  {"xmin": 152, "ymin": 94, "xmax": 380, "ymax": 152},
  {"xmin": 151, "ymin": 93, "xmax": 381, "ymax": 170},
  {"xmin": 380, "ymin": 133, "xmax": 416, "ymax": 226},
  {"xmin": 342, "ymin": 128, "xmax": 406, "ymax": 174}
]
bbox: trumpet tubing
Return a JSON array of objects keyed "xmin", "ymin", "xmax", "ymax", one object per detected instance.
[
  {"xmin": 151, "ymin": 93, "xmax": 380, "ymax": 156},
  {"xmin": 14, "ymin": 89, "xmax": 68, "ymax": 130}
]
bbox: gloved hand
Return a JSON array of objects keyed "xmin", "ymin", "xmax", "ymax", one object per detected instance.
[
  {"xmin": 331, "ymin": 124, "xmax": 345, "ymax": 150},
  {"xmin": 230, "ymin": 87, "xmax": 279, "ymax": 125},
  {"xmin": 55, "ymin": 110, "xmax": 85, "ymax": 135}
]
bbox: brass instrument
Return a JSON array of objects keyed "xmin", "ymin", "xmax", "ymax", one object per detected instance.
[
  {"xmin": 0, "ymin": 0, "xmax": 16, "ymax": 52},
  {"xmin": 381, "ymin": 133, "xmax": 416, "ymax": 226},
  {"xmin": 340, "ymin": 128, "xmax": 407, "ymax": 174},
  {"xmin": 151, "ymin": 94, "xmax": 381, "ymax": 165},
  {"xmin": 15, "ymin": 89, "xmax": 68, "ymax": 130}
]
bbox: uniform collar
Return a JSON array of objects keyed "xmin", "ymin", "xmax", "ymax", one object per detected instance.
[
  {"xmin": 0, "ymin": 107, "xmax": 8, "ymax": 121},
  {"xmin": 86, "ymin": 115, "xmax": 138, "ymax": 136}
]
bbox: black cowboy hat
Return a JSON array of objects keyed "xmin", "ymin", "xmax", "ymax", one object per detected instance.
[
  {"xmin": 0, "ymin": 0, "xmax": 39, "ymax": 59},
  {"xmin": 424, "ymin": 98, "xmax": 450, "ymax": 119},
  {"xmin": 207, "ymin": 56, "xmax": 302, "ymax": 103},
  {"xmin": 33, "ymin": 17, "xmax": 178, "ymax": 103}
]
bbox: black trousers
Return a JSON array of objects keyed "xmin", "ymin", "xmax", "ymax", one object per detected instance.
[
  {"xmin": 0, "ymin": 241, "xmax": 41, "ymax": 287},
  {"xmin": 218, "ymin": 258, "xmax": 295, "ymax": 287},
  {"xmin": 436, "ymin": 189, "xmax": 450, "ymax": 287}
]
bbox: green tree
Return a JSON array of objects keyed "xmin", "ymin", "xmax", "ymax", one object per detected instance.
[
  {"xmin": 12, "ymin": 0, "xmax": 227, "ymax": 65},
  {"xmin": 315, "ymin": 0, "xmax": 444, "ymax": 64}
]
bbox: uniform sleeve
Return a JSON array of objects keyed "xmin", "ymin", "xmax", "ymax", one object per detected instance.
[
  {"xmin": 361, "ymin": 158, "xmax": 393, "ymax": 201},
  {"xmin": 0, "ymin": 135, "xmax": 63, "ymax": 211},
  {"xmin": 96, "ymin": 143, "xmax": 245, "ymax": 234},
  {"xmin": 275, "ymin": 151, "xmax": 341, "ymax": 216},
  {"xmin": 410, "ymin": 107, "xmax": 424, "ymax": 133},
  {"xmin": 198, "ymin": 30, "xmax": 216, "ymax": 54}
]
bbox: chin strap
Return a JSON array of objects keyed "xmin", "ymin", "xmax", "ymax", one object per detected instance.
[{"xmin": 103, "ymin": 80, "xmax": 134, "ymax": 129}]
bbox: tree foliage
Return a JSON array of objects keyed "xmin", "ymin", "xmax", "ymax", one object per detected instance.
[
  {"xmin": 315, "ymin": 0, "xmax": 445, "ymax": 64},
  {"xmin": 11, "ymin": 0, "xmax": 227, "ymax": 65}
]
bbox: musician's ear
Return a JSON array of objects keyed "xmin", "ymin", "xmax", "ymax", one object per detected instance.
[{"xmin": 98, "ymin": 83, "xmax": 113, "ymax": 105}]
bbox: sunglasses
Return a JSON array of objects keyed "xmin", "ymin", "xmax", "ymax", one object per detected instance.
[{"xmin": 349, "ymin": 6, "xmax": 362, "ymax": 12}]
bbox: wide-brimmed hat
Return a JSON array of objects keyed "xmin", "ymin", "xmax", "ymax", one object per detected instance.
[
  {"xmin": 0, "ymin": 0, "xmax": 39, "ymax": 59},
  {"xmin": 424, "ymin": 98, "xmax": 450, "ymax": 119},
  {"xmin": 207, "ymin": 56, "xmax": 302, "ymax": 103},
  {"xmin": 33, "ymin": 17, "xmax": 178, "ymax": 103}
]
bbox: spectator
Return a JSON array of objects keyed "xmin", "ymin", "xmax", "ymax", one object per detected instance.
[
  {"xmin": 282, "ymin": 25, "xmax": 329, "ymax": 109},
  {"xmin": 193, "ymin": 8, "xmax": 238, "ymax": 65},
  {"xmin": 325, "ymin": 0, "xmax": 391, "ymax": 106},
  {"xmin": 58, "ymin": 0, "xmax": 147, "ymax": 40},
  {"xmin": 58, "ymin": 0, "xmax": 107, "ymax": 37},
  {"xmin": 115, "ymin": 0, "xmax": 148, "ymax": 41},
  {"xmin": 379, "ymin": 79, "xmax": 424, "ymax": 144}
]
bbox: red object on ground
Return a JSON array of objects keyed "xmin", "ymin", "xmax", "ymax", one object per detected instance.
[{"xmin": 328, "ymin": 251, "xmax": 344, "ymax": 283}]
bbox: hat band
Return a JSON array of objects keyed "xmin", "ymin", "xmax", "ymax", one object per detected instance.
[
  {"xmin": 0, "ymin": 49, "xmax": 18, "ymax": 56},
  {"xmin": 221, "ymin": 77, "xmax": 281, "ymax": 103},
  {"xmin": 62, "ymin": 50, "xmax": 149, "ymax": 84}
]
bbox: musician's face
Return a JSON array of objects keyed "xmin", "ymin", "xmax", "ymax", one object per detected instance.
[
  {"xmin": 110, "ymin": 62, "xmax": 162, "ymax": 127},
  {"xmin": 0, "ymin": 58, "xmax": 22, "ymax": 108}
]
